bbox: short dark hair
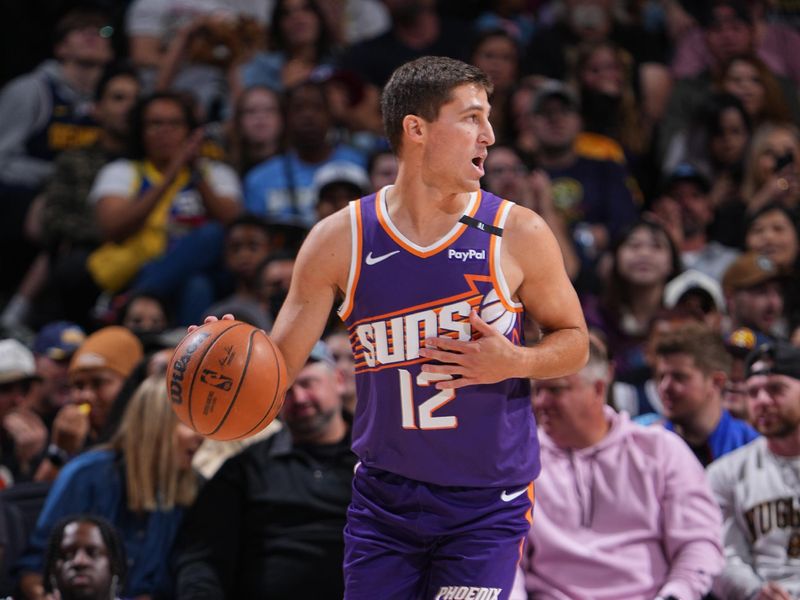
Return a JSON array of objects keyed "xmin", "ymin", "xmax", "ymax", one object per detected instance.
[
  {"xmin": 43, "ymin": 514, "xmax": 128, "ymax": 594},
  {"xmin": 381, "ymin": 56, "xmax": 493, "ymax": 154},
  {"xmin": 225, "ymin": 213, "xmax": 272, "ymax": 239},
  {"xmin": 54, "ymin": 7, "xmax": 111, "ymax": 46},
  {"xmin": 654, "ymin": 322, "xmax": 732, "ymax": 375},
  {"xmin": 128, "ymin": 92, "xmax": 198, "ymax": 159},
  {"xmin": 94, "ymin": 61, "xmax": 139, "ymax": 103}
]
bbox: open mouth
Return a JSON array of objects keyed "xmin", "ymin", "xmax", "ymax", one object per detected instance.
[{"xmin": 472, "ymin": 156, "xmax": 485, "ymax": 175}]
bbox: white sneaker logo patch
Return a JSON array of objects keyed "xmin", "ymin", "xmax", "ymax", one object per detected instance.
[
  {"xmin": 365, "ymin": 250, "xmax": 400, "ymax": 265},
  {"xmin": 500, "ymin": 486, "xmax": 528, "ymax": 502}
]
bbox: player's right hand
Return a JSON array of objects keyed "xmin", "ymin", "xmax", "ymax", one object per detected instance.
[{"xmin": 187, "ymin": 313, "xmax": 235, "ymax": 333}]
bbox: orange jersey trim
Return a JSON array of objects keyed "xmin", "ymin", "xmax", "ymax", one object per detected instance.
[
  {"xmin": 338, "ymin": 199, "xmax": 363, "ymax": 321},
  {"xmin": 375, "ymin": 187, "xmax": 482, "ymax": 258},
  {"xmin": 489, "ymin": 200, "xmax": 524, "ymax": 313}
]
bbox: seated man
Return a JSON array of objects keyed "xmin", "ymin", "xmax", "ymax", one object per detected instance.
[
  {"xmin": 653, "ymin": 322, "xmax": 759, "ymax": 466},
  {"xmin": 34, "ymin": 326, "xmax": 143, "ymax": 482},
  {"xmin": 42, "ymin": 514, "xmax": 127, "ymax": 600},
  {"xmin": 173, "ymin": 341, "xmax": 356, "ymax": 600},
  {"xmin": 707, "ymin": 340, "xmax": 800, "ymax": 599},
  {"xmin": 523, "ymin": 337, "xmax": 724, "ymax": 600}
]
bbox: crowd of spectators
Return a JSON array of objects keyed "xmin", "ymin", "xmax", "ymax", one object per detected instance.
[{"xmin": 1, "ymin": 0, "xmax": 800, "ymax": 599}]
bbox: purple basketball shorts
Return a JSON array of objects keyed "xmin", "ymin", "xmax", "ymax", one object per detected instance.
[{"xmin": 343, "ymin": 465, "xmax": 534, "ymax": 600}]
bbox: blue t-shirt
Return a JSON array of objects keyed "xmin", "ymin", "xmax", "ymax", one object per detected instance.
[
  {"xmin": 664, "ymin": 409, "xmax": 760, "ymax": 466},
  {"xmin": 16, "ymin": 449, "xmax": 189, "ymax": 598},
  {"xmin": 244, "ymin": 147, "xmax": 366, "ymax": 227}
]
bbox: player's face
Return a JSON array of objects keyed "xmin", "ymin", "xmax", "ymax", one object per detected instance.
[
  {"xmin": 654, "ymin": 353, "xmax": 718, "ymax": 424},
  {"xmin": 747, "ymin": 363, "xmax": 800, "ymax": 438},
  {"xmin": 420, "ymin": 83, "xmax": 495, "ymax": 194},
  {"xmin": 281, "ymin": 362, "xmax": 343, "ymax": 440}
]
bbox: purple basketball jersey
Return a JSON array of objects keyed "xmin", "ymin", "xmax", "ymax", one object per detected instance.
[{"xmin": 339, "ymin": 187, "xmax": 541, "ymax": 487}]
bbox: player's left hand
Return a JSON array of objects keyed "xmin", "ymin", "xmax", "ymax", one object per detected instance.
[{"xmin": 419, "ymin": 310, "xmax": 519, "ymax": 389}]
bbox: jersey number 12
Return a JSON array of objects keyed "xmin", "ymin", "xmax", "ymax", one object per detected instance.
[{"xmin": 398, "ymin": 369, "xmax": 457, "ymax": 430}]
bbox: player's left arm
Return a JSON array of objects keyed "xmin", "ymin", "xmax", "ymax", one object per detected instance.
[{"xmin": 421, "ymin": 206, "xmax": 588, "ymax": 389}]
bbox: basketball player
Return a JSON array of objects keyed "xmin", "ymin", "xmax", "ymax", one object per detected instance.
[{"xmin": 205, "ymin": 56, "xmax": 588, "ymax": 600}]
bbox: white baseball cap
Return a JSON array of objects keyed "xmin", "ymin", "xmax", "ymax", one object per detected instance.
[{"xmin": 0, "ymin": 339, "xmax": 38, "ymax": 385}]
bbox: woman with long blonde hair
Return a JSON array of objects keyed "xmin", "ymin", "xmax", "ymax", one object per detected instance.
[
  {"xmin": 17, "ymin": 375, "xmax": 204, "ymax": 599},
  {"xmin": 741, "ymin": 122, "xmax": 800, "ymax": 215}
]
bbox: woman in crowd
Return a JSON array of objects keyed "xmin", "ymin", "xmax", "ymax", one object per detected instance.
[
  {"xmin": 571, "ymin": 40, "xmax": 653, "ymax": 164},
  {"xmin": 582, "ymin": 218, "xmax": 682, "ymax": 414},
  {"xmin": 665, "ymin": 93, "xmax": 752, "ymax": 215},
  {"xmin": 88, "ymin": 92, "xmax": 242, "ymax": 325},
  {"xmin": 17, "ymin": 375, "xmax": 203, "ymax": 599},
  {"xmin": 241, "ymin": 0, "xmax": 335, "ymax": 93},
  {"xmin": 744, "ymin": 202, "xmax": 800, "ymax": 340},
  {"xmin": 741, "ymin": 122, "xmax": 800, "ymax": 215},
  {"xmin": 227, "ymin": 85, "xmax": 284, "ymax": 177},
  {"xmin": 717, "ymin": 55, "xmax": 794, "ymax": 127}
]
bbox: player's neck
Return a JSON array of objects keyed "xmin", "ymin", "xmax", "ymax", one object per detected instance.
[
  {"xmin": 767, "ymin": 428, "xmax": 800, "ymax": 458},
  {"xmin": 386, "ymin": 177, "xmax": 472, "ymax": 246}
]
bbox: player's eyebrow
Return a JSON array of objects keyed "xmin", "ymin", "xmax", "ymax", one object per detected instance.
[{"xmin": 459, "ymin": 103, "xmax": 489, "ymax": 114}]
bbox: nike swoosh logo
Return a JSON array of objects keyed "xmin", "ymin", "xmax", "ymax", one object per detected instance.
[
  {"xmin": 500, "ymin": 486, "xmax": 529, "ymax": 502},
  {"xmin": 365, "ymin": 250, "xmax": 400, "ymax": 265}
]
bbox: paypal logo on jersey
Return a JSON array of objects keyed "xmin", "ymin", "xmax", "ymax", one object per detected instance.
[{"xmin": 447, "ymin": 248, "xmax": 486, "ymax": 262}]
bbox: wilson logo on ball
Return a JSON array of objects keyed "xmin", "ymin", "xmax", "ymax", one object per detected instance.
[{"xmin": 169, "ymin": 332, "xmax": 210, "ymax": 405}]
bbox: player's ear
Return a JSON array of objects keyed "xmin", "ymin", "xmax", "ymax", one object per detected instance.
[{"xmin": 402, "ymin": 114, "xmax": 425, "ymax": 145}]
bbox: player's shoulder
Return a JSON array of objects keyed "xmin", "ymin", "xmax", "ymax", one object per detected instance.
[
  {"xmin": 498, "ymin": 202, "xmax": 553, "ymax": 252},
  {"xmin": 296, "ymin": 203, "xmax": 354, "ymax": 278}
]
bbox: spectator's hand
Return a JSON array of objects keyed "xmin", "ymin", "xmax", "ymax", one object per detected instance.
[
  {"xmin": 3, "ymin": 409, "xmax": 47, "ymax": 466},
  {"xmin": 282, "ymin": 58, "xmax": 315, "ymax": 89},
  {"xmin": 171, "ymin": 128, "xmax": 206, "ymax": 174},
  {"xmin": 187, "ymin": 313, "xmax": 235, "ymax": 334},
  {"xmin": 750, "ymin": 169, "xmax": 800, "ymax": 213},
  {"xmin": 647, "ymin": 196, "xmax": 683, "ymax": 249},
  {"xmin": 754, "ymin": 582, "xmax": 793, "ymax": 600},
  {"xmin": 50, "ymin": 403, "xmax": 91, "ymax": 456}
]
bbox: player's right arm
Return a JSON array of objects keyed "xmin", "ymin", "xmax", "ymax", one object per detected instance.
[{"xmin": 270, "ymin": 208, "xmax": 351, "ymax": 384}]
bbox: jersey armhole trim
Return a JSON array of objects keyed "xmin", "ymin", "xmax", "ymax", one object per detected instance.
[
  {"xmin": 338, "ymin": 199, "xmax": 363, "ymax": 320},
  {"xmin": 490, "ymin": 200, "xmax": 524, "ymax": 312}
]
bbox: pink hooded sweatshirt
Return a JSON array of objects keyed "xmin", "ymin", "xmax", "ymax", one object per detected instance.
[{"xmin": 522, "ymin": 407, "xmax": 724, "ymax": 600}]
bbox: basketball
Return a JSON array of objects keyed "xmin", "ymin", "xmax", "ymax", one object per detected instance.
[{"xmin": 166, "ymin": 320, "xmax": 287, "ymax": 441}]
